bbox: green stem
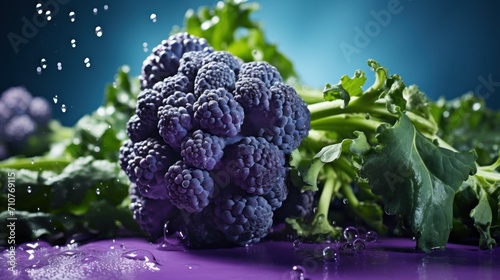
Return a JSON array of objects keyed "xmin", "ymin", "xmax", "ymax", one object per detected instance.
[
  {"xmin": 311, "ymin": 114, "xmax": 381, "ymax": 134},
  {"xmin": 318, "ymin": 168, "xmax": 337, "ymax": 219},
  {"xmin": 0, "ymin": 157, "xmax": 72, "ymax": 171}
]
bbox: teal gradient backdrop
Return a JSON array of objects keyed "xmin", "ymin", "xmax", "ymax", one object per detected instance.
[{"xmin": 1, "ymin": 0, "xmax": 499, "ymax": 126}]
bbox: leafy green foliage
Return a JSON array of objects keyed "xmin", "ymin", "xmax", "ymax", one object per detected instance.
[
  {"xmin": 360, "ymin": 114, "xmax": 477, "ymax": 252},
  {"xmin": 0, "ymin": 67, "xmax": 140, "ymax": 246},
  {"xmin": 183, "ymin": 0, "xmax": 296, "ymax": 79}
]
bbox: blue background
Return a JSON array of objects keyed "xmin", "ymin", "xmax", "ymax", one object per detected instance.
[{"xmin": 1, "ymin": 0, "xmax": 499, "ymax": 126}]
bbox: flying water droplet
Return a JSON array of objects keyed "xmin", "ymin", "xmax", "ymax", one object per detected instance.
[
  {"xmin": 53, "ymin": 95, "xmax": 58, "ymax": 104},
  {"xmin": 121, "ymin": 249, "xmax": 157, "ymax": 263},
  {"xmin": 40, "ymin": 58, "xmax": 47, "ymax": 69},
  {"xmin": 84, "ymin": 57, "xmax": 91, "ymax": 68},
  {"xmin": 57, "ymin": 62, "xmax": 63, "ymax": 71},
  {"xmin": 61, "ymin": 104, "xmax": 67, "ymax": 113},
  {"xmin": 31, "ymin": 159, "xmax": 35, "ymax": 164},
  {"xmin": 93, "ymin": 8, "xmax": 98, "ymax": 15},
  {"xmin": 322, "ymin": 246, "xmax": 338, "ymax": 262},
  {"xmin": 27, "ymin": 186, "xmax": 32, "ymax": 193},
  {"xmin": 472, "ymin": 102, "xmax": 481, "ymax": 111},
  {"xmin": 36, "ymin": 67, "xmax": 42, "ymax": 75},
  {"xmin": 69, "ymin": 11, "xmax": 75, "ymax": 22},
  {"xmin": 96, "ymin": 188, "xmax": 100, "ymax": 195},
  {"xmin": 343, "ymin": 226, "xmax": 359, "ymax": 242},
  {"xmin": 95, "ymin": 26, "xmax": 103, "ymax": 37},
  {"xmin": 143, "ymin": 42, "xmax": 148, "ymax": 52},
  {"xmin": 342, "ymin": 198, "xmax": 349, "ymax": 205},
  {"xmin": 103, "ymin": 4, "xmax": 109, "ymax": 11},
  {"xmin": 70, "ymin": 38, "xmax": 76, "ymax": 48},
  {"xmin": 45, "ymin": 10, "xmax": 52, "ymax": 21},
  {"xmin": 36, "ymin": 3, "xmax": 43, "ymax": 14},
  {"xmin": 150, "ymin": 13, "xmax": 157, "ymax": 23}
]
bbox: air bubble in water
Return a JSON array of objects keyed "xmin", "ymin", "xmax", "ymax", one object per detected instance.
[
  {"xmin": 70, "ymin": 39, "xmax": 76, "ymax": 48},
  {"xmin": 143, "ymin": 42, "xmax": 148, "ymax": 52},
  {"xmin": 84, "ymin": 57, "xmax": 91, "ymax": 68},
  {"xmin": 150, "ymin": 13, "xmax": 157, "ymax": 23},
  {"xmin": 69, "ymin": 11, "xmax": 75, "ymax": 22},
  {"xmin": 53, "ymin": 95, "xmax": 58, "ymax": 104},
  {"xmin": 57, "ymin": 62, "xmax": 62, "ymax": 71},
  {"xmin": 45, "ymin": 10, "xmax": 52, "ymax": 21},
  {"xmin": 61, "ymin": 104, "xmax": 67, "ymax": 113},
  {"xmin": 365, "ymin": 231, "xmax": 378, "ymax": 243},
  {"xmin": 343, "ymin": 226, "xmax": 359, "ymax": 242},
  {"xmin": 40, "ymin": 58, "xmax": 47, "ymax": 69},
  {"xmin": 93, "ymin": 8, "xmax": 98, "ymax": 15},
  {"xmin": 36, "ymin": 3, "xmax": 43, "ymax": 14},
  {"xmin": 352, "ymin": 238, "xmax": 366, "ymax": 250},
  {"xmin": 322, "ymin": 246, "xmax": 338, "ymax": 262},
  {"xmin": 95, "ymin": 26, "xmax": 103, "ymax": 37}
]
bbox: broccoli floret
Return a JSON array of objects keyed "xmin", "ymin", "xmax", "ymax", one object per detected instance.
[
  {"xmin": 126, "ymin": 114, "xmax": 155, "ymax": 142},
  {"xmin": 239, "ymin": 61, "xmax": 283, "ymax": 88},
  {"xmin": 164, "ymin": 160, "xmax": 214, "ymax": 213},
  {"xmin": 213, "ymin": 192, "xmax": 274, "ymax": 245},
  {"xmin": 125, "ymin": 137, "xmax": 178, "ymax": 199},
  {"xmin": 180, "ymin": 129, "xmax": 225, "ymax": 171},
  {"xmin": 194, "ymin": 62, "xmax": 236, "ymax": 96},
  {"xmin": 152, "ymin": 73, "xmax": 191, "ymax": 99},
  {"xmin": 178, "ymin": 51, "xmax": 212, "ymax": 92},
  {"xmin": 193, "ymin": 88, "xmax": 244, "ymax": 137},
  {"xmin": 158, "ymin": 106, "xmax": 195, "ymax": 150},
  {"xmin": 4, "ymin": 115, "xmax": 36, "ymax": 142},
  {"xmin": 202, "ymin": 51, "xmax": 242, "ymax": 76},
  {"xmin": 121, "ymin": 32, "xmax": 312, "ymax": 249},
  {"xmin": 274, "ymin": 184, "xmax": 315, "ymax": 222},
  {"xmin": 219, "ymin": 136, "xmax": 286, "ymax": 195},
  {"xmin": 141, "ymin": 33, "xmax": 211, "ymax": 89},
  {"xmin": 28, "ymin": 96, "xmax": 51, "ymax": 125},
  {"xmin": 136, "ymin": 88, "xmax": 163, "ymax": 126},
  {"xmin": 129, "ymin": 183, "xmax": 177, "ymax": 240}
]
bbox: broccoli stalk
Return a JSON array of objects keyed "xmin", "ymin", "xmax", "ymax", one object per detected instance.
[{"xmin": 290, "ymin": 59, "xmax": 498, "ymax": 251}]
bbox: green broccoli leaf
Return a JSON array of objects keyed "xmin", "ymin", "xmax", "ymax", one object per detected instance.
[
  {"xmin": 360, "ymin": 113, "xmax": 477, "ymax": 252},
  {"xmin": 470, "ymin": 188, "xmax": 496, "ymax": 249},
  {"xmin": 323, "ymin": 70, "xmax": 366, "ymax": 108}
]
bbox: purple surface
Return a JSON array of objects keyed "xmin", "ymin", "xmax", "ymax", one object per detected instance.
[{"xmin": 1, "ymin": 237, "xmax": 499, "ymax": 280}]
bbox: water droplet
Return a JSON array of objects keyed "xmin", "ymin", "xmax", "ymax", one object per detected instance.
[
  {"xmin": 312, "ymin": 207, "xmax": 318, "ymax": 214},
  {"xmin": 343, "ymin": 226, "xmax": 359, "ymax": 242},
  {"xmin": 322, "ymin": 246, "xmax": 338, "ymax": 262},
  {"xmin": 96, "ymin": 188, "xmax": 100, "ymax": 195},
  {"xmin": 69, "ymin": 11, "xmax": 75, "ymax": 22},
  {"xmin": 292, "ymin": 239, "xmax": 301, "ymax": 249},
  {"xmin": 53, "ymin": 95, "xmax": 58, "ymax": 104},
  {"xmin": 342, "ymin": 198, "xmax": 349, "ymax": 205},
  {"xmin": 37, "ymin": 207, "xmax": 40, "ymax": 211},
  {"xmin": 40, "ymin": 58, "xmax": 47, "ymax": 69},
  {"xmin": 84, "ymin": 57, "xmax": 91, "ymax": 67},
  {"xmin": 58, "ymin": 250, "xmax": 80, "ymax": 257},
  {"xmin": 61, "ymin": 104, "xmax": 67, "ymax": 113},
  {"xmin": 442, "ymin": 111, "xmax": 450, "ymax": 118},
  {"xmin": 93, "ymin": 8, "xmax": 98, "ymax": 15},
  {"xmin": 31, "ymin": 159, "xmax": 35, "ymax": 164},
  {"xmin": 352, "ymin": 238, "xmax": 366, "ymax": 250},
  {"xmin": 365, "ymin": 231, "xmax": 378, "ymax": 243},
  {"xmin": 27, "ymin": 186, "xmax": 32, "ymax": 193},
  {"xmin": 103, "ymin": 4, "xmax": 109, "ymax": 11},
  {"xmin": 36, "ymin": 3, "xmax": 43, "ymax": 14},
  {"xmin": 316, "ymin": 214, "xmax": 325, "ymax": 224},
  {"xmin": 70, "ymin": 38, "xmax": 76, "ymax": 48},
  {"xmin": 121, "ymin": 249, "xmax": 157, "ymax": 262},
  {"xmin": 45, "ymin": 10, "xmax": 52, "ymax": 21},
  {"xmin": 82, "ymin": 256, "xmax": 99, "ymax": 263},
  {"xmin": 143, "ymin": 42, "xmax": 148, "ymax": 52},
  {"xmin": 185, "ymin": 264, "xmax": 200, "ymax": 269},
  {"xmin": 36, "ymin": 67, "xmax": 42, "ymax": 75},
  {"xmin": 290, "ymin": 265, "xmax": 306, "ymax": 280},
  {"xmin": 150, "ymin": 13, "xmax": 157, "ymax": 23},
  {"xmin": 95, "ymin": 26, "xmax": 103, "ymax": 37},
  {"xmin": 472, "ymin": 102, "xmax": 481, "ymax": 111},
  {"xmin": 57, "ymin": 62, "xmax": 63, "ymax": 71}
]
